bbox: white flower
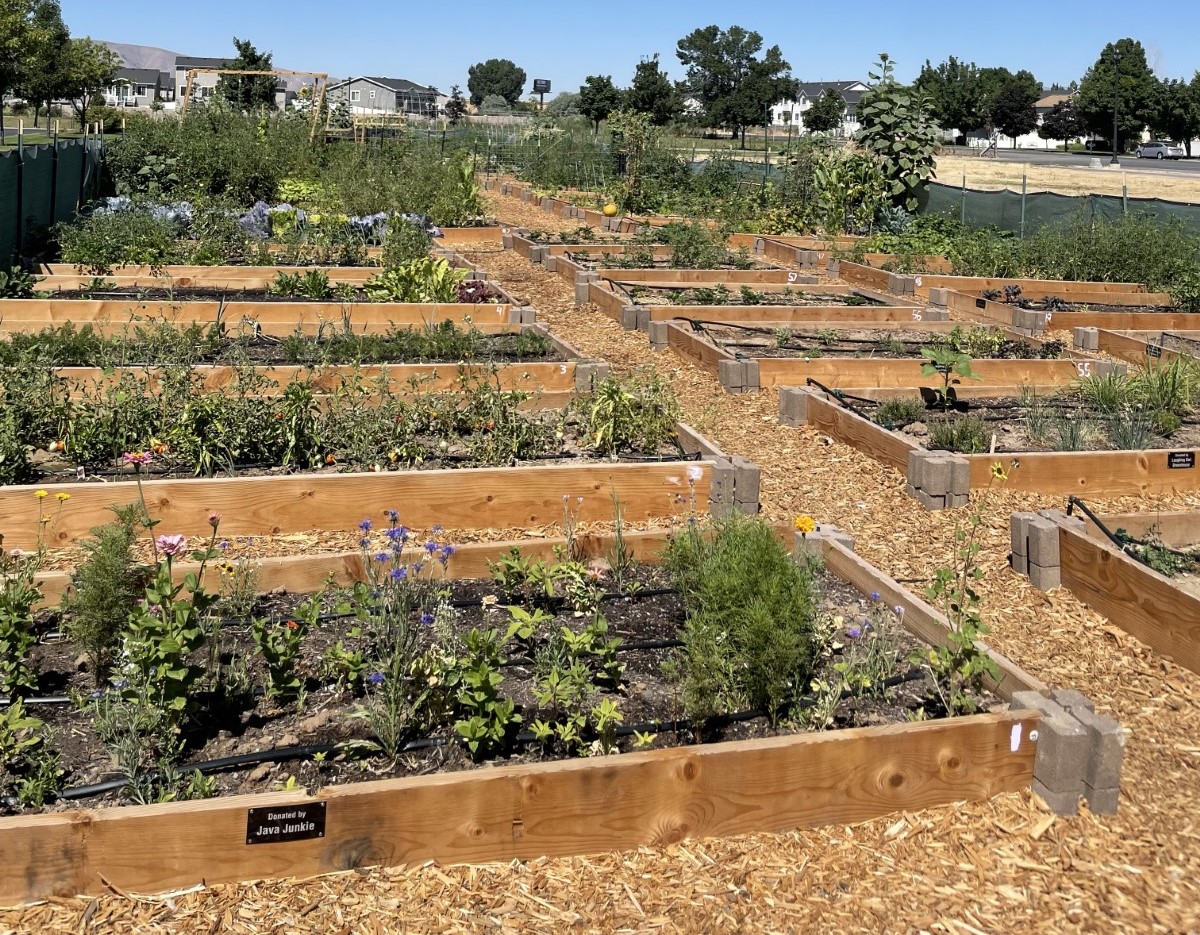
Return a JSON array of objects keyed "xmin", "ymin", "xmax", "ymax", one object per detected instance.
[{"xmin": 687, "ymin": 466, "xmax": 703, "ymax": 482}]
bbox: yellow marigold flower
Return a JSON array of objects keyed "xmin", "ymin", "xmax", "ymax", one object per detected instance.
[
  {"xmin": 55, "ymin": 492, "xmax": 71, "ymax": 502},
  {"xmin": 990, "ymin": 462, "xmax": 1008, "ymax": 481},
  {"xmin": 793, "ymin": 515, "xmax": 816, "ymax": 534},
  {"xmin": 35, "ymin": 489, "xmax": 48, "ymax": 500}
]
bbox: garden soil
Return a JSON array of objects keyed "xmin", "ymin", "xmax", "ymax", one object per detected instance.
[{"xmin": 4, "ymin": 190, "xmax": 1199, "ymax": 934}]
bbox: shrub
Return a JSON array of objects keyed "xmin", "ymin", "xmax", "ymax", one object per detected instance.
[
  {"xmin": 928, "ymin": 414, "xmax": 987, "ymax": 453},
  {"xmin": 64, "ymin": 505, "xmax": 147, "ymax": 683},
  {"xmin": 56, "ymin": 208, "xmax": 187, "ymax": 273},
  {"xmin": 875, "ymin": 397, "xmax": 925, "ymax": 427},
  {"xmin": 665, "ymin": 514, "xmax": 818, "ymax": 721}
]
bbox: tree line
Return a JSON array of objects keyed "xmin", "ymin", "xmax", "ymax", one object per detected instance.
[{"xmin": 917, "ymin": 39, "xmax": 1200, "ymax": 152}]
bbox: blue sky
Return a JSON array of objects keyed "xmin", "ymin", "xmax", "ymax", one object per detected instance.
[{"xmin": 59, "ymin": 0, "xmax": 1200, "ymax": 96}]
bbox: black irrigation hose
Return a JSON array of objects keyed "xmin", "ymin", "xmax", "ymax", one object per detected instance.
[
  {"xmin": 52, "ymin": 668, "xmax": 929, "ymax": 803},
  {"xmin": 1066, "ymin": 496, "xmax": 1199, "ymax": 561}
]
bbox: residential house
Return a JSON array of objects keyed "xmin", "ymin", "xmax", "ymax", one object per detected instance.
[
  {"xmin": 174, "ymin": 56, "xmax": 289, "ymax": 109},
  {"xmin": 770, "ymin": 81, "xmax": 868, "ymax": 136},
  {"xmin": 327, "ymin": 77, "xmax": 443, "ymax": 118},
  {"xmin": 105, "ymin": 67, "xmax": 172, "ymax": 107}
]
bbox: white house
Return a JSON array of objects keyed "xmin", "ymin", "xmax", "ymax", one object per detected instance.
[{"xmin": 770, "ymin": 81, "xmax": 868, "ymax": 136}]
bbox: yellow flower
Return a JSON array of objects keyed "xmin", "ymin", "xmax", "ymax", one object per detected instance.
[
  {"xmin": 35, "ymin": 489, "xmax": 48, "ymax": 500},
  {"xmin": 55, "ymin": 492, "xmax": 71, "ymax": 502},
  {"xmin": 793, "ymin": 515, "xmax": 816, "ymax": 534},
  {"xmin": 990, "ymin": 462, "xmax": 1008, "ymax": 481},
  {"xmin": 40, "ymin": 514, "xmax": 51, "ymax": 525}
]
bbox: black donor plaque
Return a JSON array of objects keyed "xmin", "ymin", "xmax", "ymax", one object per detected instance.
[
  {"xmin": 1146, "ymin": 343, "xmax": 1163, "ymax": 358},
  {"xmin": 246, "ymin": 801, "xmax": 327, "ymax": 845},
  {"xmin": 1167, "ymin": 451, "xmax": 1197, "ymax": 470},
  {"xmin": 975, "ymin": 298, "xmax": 987, "ymax": 309}
]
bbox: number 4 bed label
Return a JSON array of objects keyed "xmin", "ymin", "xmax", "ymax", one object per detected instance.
[
  {"xmin": 246, "ymin": 802, "xmax": 327, "ymax": 845},
  {"xmin": 1168, "ymin": 451, "xmax": 1196, "ymax": 470}
]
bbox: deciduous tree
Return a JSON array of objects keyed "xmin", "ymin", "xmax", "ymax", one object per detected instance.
[
  {"xmin": 804, "ymin": 87, "xmax": 845, "ymax": 134},
  {"xmin": 989, "ymin": 72, "xmax": 1041, "ymax": 146},
  {"xmin": 915, "ymin": 57, "xmax": 988, "ymax": 134},
  {"xmin": 13, "ymin": 0, "xmax": 68, "ymax": 127},
  {"xmin": 676, "ymin": 24, "xmax": 798, "ymax": 147},
  {"xmin": 1076, "ymin": 38, "xmax": 1158, "ymax": 151},
  {"xmin": 62, "ymin": 38, "xmax": 121, "ymax": 130},
  {"xmin": 578, "ymin": 74, "xmax": 622, "ymax": 134},
  {"xmin": 0, "ymin": 0, "xmax": 64, "ymax": 144},
  {"xmin": 1038, "ymin": 99, "xmax": 1085, "ymax": 145},
  {"xmin": 1152, "ymin": 78, "xmax": 1200, "ymax": 155},
  {"xmin": 626, "ymin": 55, "xmax": 680, "ymax": 126},
  {"xmin": 444, "ymin": 84, "xmax": 468, "ymax": 125},
  {"xmin": 467, "ymin": 59, "xmax": 526, "ymax": 107}
]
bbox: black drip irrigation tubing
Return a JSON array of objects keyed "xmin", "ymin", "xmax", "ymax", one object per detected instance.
[
  {"xmin": 1066, "ymin": 496, "xmax": 1199, "ymax": 561},
  {"xmin": 46, "ymin": 668, "xmax": 929, "ymax": 804}
]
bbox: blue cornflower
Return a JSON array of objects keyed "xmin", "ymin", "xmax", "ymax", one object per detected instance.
[
  {"xmin": 385, "ymin": 509, "xmax": 399, "ymax": 523},
  {"xmin": 412, "ymin": 562, "xmax": 423, "ymax": 575},
  {"xmin": 432, "ymin": 524, "xmax": 444, "ymax": 534},
  {"xmin": 894, "ymin": 605, "xmax": 905, "ymax": 617},
  {"xmin": 375, "ymin": 552, "xmax": 389, "ymax": 564},
  {"xmin": 368, "ymin": 672, "xmax": 385, "ymax": 685},
  {"xmin": 385, "ymin": 526, "xmax": 405, "ymax": 542},
  {"xmin": 390, "ymin": 566, "xmax": 407, "ymax": 581},
  {"xmin": 419, "ymin": 612, "xmax": 435, "ymax": 626},
  {"xmin": 439, "ymin": 544, "xmax": 455, "ymax": 559},
  {"xmin": 862, "ymin": 618, "xmax": 873, "ymax": 632},
  {"xmin": 424, "ymin": 540, "xmax": 438, "ymax": 553},
  {"xmin": 89, "ymin": 689, "xmax": 104, "ymax": 701},
  {"xmin": 358, "ymin": 537, "xmax": 370, "ymax": 549},
  {"xmin": 219, "ymin": 540, "xmax": 230, "ymax": 550},
  {"xmin": 358, "ymin": 519, "xmax": 373, "ymax": 532},
  {"xmin": 111, "ymin": 678, "xmax": 129, "ymax": 689},
  {"xmin": 870, "ymin": 592, "xmax": 881, "ymax": 601},
  {"xmin": 847, "ymin": 626, "xmax": 863, "ymax": 639}
]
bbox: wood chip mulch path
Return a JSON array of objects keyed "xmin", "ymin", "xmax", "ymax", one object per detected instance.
[{"xmin": 5, "ymin": 192, "xmax": 1199, "ymax": 935}]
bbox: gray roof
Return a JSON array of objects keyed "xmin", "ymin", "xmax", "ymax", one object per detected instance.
[
  {"xmin": 175, "ymin": 56, "xmax": 232, "ymax": 71},
  {"xmin": 115, "ymin": 68, "xmax": 161, "ymax": 85},
  {"xmin": 330, "ymin": 75, "xmax": 439, "ymax": 96}
]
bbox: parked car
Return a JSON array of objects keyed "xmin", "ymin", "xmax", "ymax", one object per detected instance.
[{"xmin": 1136, "ymin": 141, "xmax": 1185, "ymax": 160}]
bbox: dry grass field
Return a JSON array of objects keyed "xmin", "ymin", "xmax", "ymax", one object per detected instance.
[{"xmin": 937, "ymin": 154, "xmax": 1200, "ymax": 201}]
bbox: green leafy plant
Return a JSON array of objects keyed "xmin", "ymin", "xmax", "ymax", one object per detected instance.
[
  {"xmin": 251, "ymin": 600, "xmax": 316, "ymax": 699},
  {"xmin": 920, "ymin": 346, "xmax": 981, "ymax": 411},
  {"xmin": 0, "ymin": 266, "xmax": 39, "ymax": 299},
  {"xmin": 928, "ymin": 414, "xmax": 986, "ymax": 454},
  {"xmin": 579, "ymin": 372, "xmax": 680, "ymax": 457},
  {"xmin": 363, "ymin": 258, "xmax": 469, "ymax": 303},
  {"xmin": 855, "ymin": 54, "xmax": 939, "ymax": 211},
  {"xmin": 875, "ymin": 396, "xmax": 925, "ymax": 428}
]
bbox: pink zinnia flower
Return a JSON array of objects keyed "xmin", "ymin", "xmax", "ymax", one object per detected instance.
[
  {"xmin": 123, "ymin": 451, "xmax": 152, "ymax": 466},
  {"xmin": 155, "ymin": 534, "xmax": 187, "ymax": 558}
]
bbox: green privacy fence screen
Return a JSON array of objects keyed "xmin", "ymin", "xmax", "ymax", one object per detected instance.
[
  {"xmin": 923, "ymin": 180, "xmax": 1200, "ymax": 234},
  {"xmin": 0, "ymin": 137, "xmax": 106, "ymax": 264}
]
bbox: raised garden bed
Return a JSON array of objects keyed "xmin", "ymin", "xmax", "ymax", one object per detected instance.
[
  {"xmin": 0, "ymin": 521, "xmax": 1113, "ymax": 905},
  {"xmin": 657, "ymin": 319, "xmax": 1092, "ymax": 394},
  {"xmin": 1078, "ymin": 329, "xmax": 1200, "ymax": 367},
  {"xmin": 1012, "ymin": 505, "xmax": 1200, "ymax": 674},
  {"xmin": 780, "ymin": 375, "xmax": 1199, "ymax": 508}
]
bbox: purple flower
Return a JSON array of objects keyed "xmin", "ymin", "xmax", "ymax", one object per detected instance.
[
  {"xmin": 111, "ymin": 678, "xmax": 129, "ymax": 689},
  {"xmin": 219, "ymin": 540, "xmax": 230, "ymax": 551},
  {"xmin": 359, "ymin": 537, "xmax": 371, "ymax": 549},
  {"xmin": 424, "ymin": 540, "xmax": 438, "ymax": 554},
  {"xmin": 368, "ymin": 672, "xmax": 385, "ymax": 685},
  {"xmin": 847, "ymin": 626, "xmax": 863, "ymax": 639},
  {"xmin": 894, "ymin": 605, "xmax": 905, "ymax": 617},
  {"xmin": 375, "ymin": 552, "xmax": 389, "ymax": 564},
  {"xmin": 385, "ymin": 526, "xmax": 407, "ymax": 543},
  {"xmin": 89, "ymin": 689, "xmax": 104, "ymax": 701},
  {"xmin": 419, "ymin": 612, "xmax": 435, "ymax": 626},
  {"xmin": 385, "ymin": 509, "xmax": 399, "ymax": 523},
  {"xmin": 412, "ymin": 562, "xmax": 423, "ymax": 575},
  {"xmin": 155, "ymin": 534, "xmax": 187, "ymax": 558},
  {"xmin": 870, "ymin": 592, "xmax": 881, "ymax": 601},
  {"xmin": 432, "ymin": 524, "xmax": 443, "ymax": 534},
  {"xmin": 439, "ymin": 544, "xmax": 455, "ymax": 559},
  {"xmin": 390, "ymin": 566, "xmax": 407, "ymax": 581},
  {"xmin": 358, "ymin": 519, "xmax": 373, "ymax": 532}
]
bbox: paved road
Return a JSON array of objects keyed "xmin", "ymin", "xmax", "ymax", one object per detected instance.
[{"xmin": 944, "ymin": 146, "xmax": 1200, "ymax": 173}]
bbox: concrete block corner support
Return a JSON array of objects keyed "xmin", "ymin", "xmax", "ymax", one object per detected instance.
[
  {"xmin": 793, "ymin": 524, "xmax": 855, "ymax": 560},
  {"xmin": 778, "ymin": 386, "xmax": 811, "ymax": 427},
  {"xmin": 1073, "ymin": 327, "xmax": 1100, "ymax": 351},
  {"xmin": 647, "ymin": 321, "xmax": 669, "ymax": 351},
  {"xmin": 573, "ymin": 361, "xmax": 610, "ymax": 391},
  {"xmin": 905, "ymin": 450, "xmax": 969, "ymax": 513},
  {"xmin": 1014, "ymin": 690, "xmax": 1126, "ymax": 816},
  {"xmin": 730, "ymin": 455, "xmax": 760, "ymax": 515}
]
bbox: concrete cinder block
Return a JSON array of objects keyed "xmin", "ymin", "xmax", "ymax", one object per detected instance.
[
  {"xmin": 1026, "ymin": 515, "xmax": 1061, "ymax": 568},
  {"xmin": 1095, "ymin": 360, "xmax": 1127, "ymax": 378},
  {"xmin": 826, "ymin": 258, "xmax": 840, "ymax": 276},
  {"xmin": 927, "ymin": 287, "xmax": 950, "ymax": 306},
  {"xmin": 1082, "ymin": 785, "xmax": 1120, "ymax": 815},
  {"xmin": 1067, "ymin": 707, "xmax": 1125, "ymax": 791},
  {"xmin": 1011, "ymin": 691, "xmax": 1088, "ymax": 798},
  {"xmin": 793, "ymin": 523, "xmax": 856, "ymax": 559},
  {"xmin": 543, "ymin": 255, "xmax": 557, "ymax": 273},
  {"xmin": 647, "ymin": 321, "xmax": 669, "ymax": 350},
  {"xmin": 619, "ymin": 305, "xmax": 639, "ymax": 331},
  {"xmin": 1050, "ymin": 689, "xmax": 1094, "ymax": 714},
  {"xmin": 1031, "ymin": 778, "xmax": 1080, "ymax": 816},
  {"xmin": 718, "ymin": 359, "xmax": 746, "ymax": 394},
  {"xmin": 796, "ymin": 249, "xmax": 819, "ymax": 269},
  {"xmin": 706, "ymin": 458, "xmax": 737, "ymax": 515},
  {"xmin": 743, "ymin": 359, "xmax": 760, "ymax": 392},
  {"xmin": 1073, "ymin": 327, "xmax": 1100, "ymax": 351},
  {"xmin": 778, "ymin": 387, "xmax": 811, "ymax": 426},
  {"xmin": 635, "ymin": 308, "xmax": 651, "ymax": 332},
  {"xmin": 1027, "ymin": 561, "xmax": 1062, "ymax": 591},
  {"xmin": 923, "ymin": 306, "xmax": 950, "ymax": 322},
  {"xmin": 922, "ymin": 455, "xmax": 956, "ymax": 497},
  {"xmin": 731, "ymin": 456, "xmax": 760, "ymax": 512},
  {"xmin": 501, "ymin": 231, "xmax": 513, "ymax": 250}
]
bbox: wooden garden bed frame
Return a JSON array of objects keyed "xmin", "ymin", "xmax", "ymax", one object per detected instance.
[
  {"xmin": 0, "ymin": 523, "xmax": 1076, "ymax": 905},
  {"xmin": 0, "ymin": 418, "xmax": 757, "ymax": 550},
  {"xmin": 926, "ymin": 287, "xmax": 1190, "ymax": 336},
  {"xmin": 779, "ymin": 384, "xmax": 1200, "ymax": 508},
  {"xmin": 0, "ymin": 299, "xmax": 531, "ymax": 337},
  {"xmin": 1011, "ymin": 508, "xmax": 1200, "ymax": 675},
  {"xmin": 1073, "ymin": 329, "xmax": 1199, "ymax": 366},
  {"xmin": 657, "ymin": 319, "xmax": 1096, "ymax": 394}
]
